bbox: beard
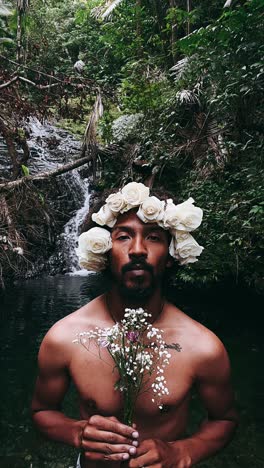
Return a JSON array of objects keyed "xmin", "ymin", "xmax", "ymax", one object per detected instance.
[
  {"xmin": 114, "ymin": 259, "xmax": 157, "ymax": 300},
  {"xmin": 119, "ymin": 281, "xmax": 155, "ymax": 300}
]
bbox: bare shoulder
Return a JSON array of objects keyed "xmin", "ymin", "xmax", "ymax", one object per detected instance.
[
  {"xmin": 38, "ymin": 295, "xmax": 105, "ymax": 366},
  {"xmin": 164, "ymin": 302, "xmax": 231, "ymax": 379}
]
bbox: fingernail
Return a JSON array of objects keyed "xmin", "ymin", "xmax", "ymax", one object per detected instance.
[
  {"xmin": 132, "ymin": 440, "xmax": 138, "ymax": 446},
  {"xmin": 132, "ymin": 431, "xmax": 139, "ymax": 438},
  {"xmin": 123, "ymin": 453, "xmax": 130, "ymax": 460},
  {"xmin": 129, "ymin": 447, "xmax": 137, "ymax": 455}
]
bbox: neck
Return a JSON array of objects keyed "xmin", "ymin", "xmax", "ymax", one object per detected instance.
[{"xmin": 105, "ymin": 286, "xmax": 165, "ymax": 324}]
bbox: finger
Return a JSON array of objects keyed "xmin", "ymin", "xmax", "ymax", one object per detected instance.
[
  {"xmin": 89, "ymin": 415, "xmax": 139, "ymax": 439},
  {"xmin": 108, "ymin": 416, "xmax": 119, "ymax": 422},
  {"xmin": 132, "ymin": 439, "xmax": 160, "ymax": 457},
  {"xmin": 84, "ymin": 428, "xmax": 126, "ymax": 443},
  {"xmin": 109, "ymin": 416, "xmax": 138, "ymax": 447},
  {"xmin": 82, "ymin": 440, "xmax": 137, "ymax": 456},
  {"xmin": 84, "ymin": 450, "xmax": 132, "ymax": 462},
  {"xmin": 83, "ymin": 426, "xmax": 137, "ymax": 445},
  {"xmin": 129, "ymin": 450, "xmax": 159, "ymax": 468},
  {"xmin": 145, "ymin": 465, "xmax": 161, "ymax": 468}
]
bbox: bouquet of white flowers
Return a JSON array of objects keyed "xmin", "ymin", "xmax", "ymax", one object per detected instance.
[{"xmin": 73, "ymin": 308, "xmax": 171, "ymax": 425}]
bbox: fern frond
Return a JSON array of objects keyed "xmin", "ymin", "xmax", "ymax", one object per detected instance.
[
  {"xmin": 170, "ymin": 57, "xmax": 190, "ymax": 81},
  {"xmin": 0, "ymin": 1, "xmax": 12, "ymax": 16}
]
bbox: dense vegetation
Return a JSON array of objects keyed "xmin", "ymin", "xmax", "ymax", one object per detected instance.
[{"xmin": 0, "ymin": 0, "xmax": 263, "ymax": 290}]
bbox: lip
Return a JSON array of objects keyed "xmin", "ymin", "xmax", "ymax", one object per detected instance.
[
  {"xmin": 126, "ymin": 265, "xmax": 148, "ymax": 271},
  {"xmin": 125, "ymin": 268, "xmax": 149, "ymax": 276}
]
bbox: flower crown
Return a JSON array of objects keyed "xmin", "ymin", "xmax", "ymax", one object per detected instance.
[{"xmin": 76, "ymin": 182, "xmax": 204, "ymax": 272}]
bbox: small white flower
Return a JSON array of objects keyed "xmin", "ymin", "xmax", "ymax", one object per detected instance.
[{"xmin": 13, "ymin": 247, "xmax": 24, "ymax": 255}]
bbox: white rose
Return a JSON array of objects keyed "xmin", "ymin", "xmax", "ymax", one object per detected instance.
[
  {"xmin": 137, "ymin": 196, "xmax": 165, "ymax": 223},
  {"xmin": 121, "ymin": 182, "xmax": 150, "ymax": 206},
  {"xmin": 105, "ymin": 192, "xmax": 126, "ymax": 213},
  {"xmin": 77, "ymin": 251, "xmax": 108, "ymax": 272},
  {"xmin": 78, "ymin": 227, "xmax": 112, "ymax": 255},
  {"xmin": 92, "ymin": 204, "xmax": 117, "ymax": 228},
  {"xmin": 163, "ymin": 197, "xmax": 203, "ymax": 231},
  {"xmin": 169, "ymin": 232, "xmax": 203, "ymax": 260},
  {"xmin": 179, "ymin": 256, "xmax": 198, "ymax": 266}
]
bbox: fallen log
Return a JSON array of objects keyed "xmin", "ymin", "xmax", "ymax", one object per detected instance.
[{"xmin": 0, "ymin": 153, "xmax": 93, "ymax": 191}]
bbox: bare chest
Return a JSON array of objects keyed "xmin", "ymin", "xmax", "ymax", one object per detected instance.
[{"xmin": 70, "ymin": 342, "xmax": 193, "ymax": 420}]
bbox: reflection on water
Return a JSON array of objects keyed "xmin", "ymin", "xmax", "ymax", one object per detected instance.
[
  {"xmin": 0, "ymin": 276, "xmax": 263, "ymax": 468},
  {"xmin": 0, "ymin": 275, "xmax": 106, "ymax": 468}
]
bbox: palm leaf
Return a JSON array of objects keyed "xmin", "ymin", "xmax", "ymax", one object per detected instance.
[
  {"xmin": 82, "ymin": 92, "xmax": 104, "ymax": 149},
  {"xmin": 92, "ymin": 0, "xmax": 124, "ymax": 20},
  {"xmin": 223, "ymin": 0, "xmax": 233, "ymax": 7}
]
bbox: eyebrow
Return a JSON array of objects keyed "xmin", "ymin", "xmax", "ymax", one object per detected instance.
[{"xmin": 111, "ymin": 225, "xmax": 166, "ymax": 234}]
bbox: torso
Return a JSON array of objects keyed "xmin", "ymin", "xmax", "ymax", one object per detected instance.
[{"xmin": 54, "ymin": 295, "xmax": 218, "ymax": 468}]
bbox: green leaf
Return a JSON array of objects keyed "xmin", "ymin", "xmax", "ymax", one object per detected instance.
[{"xmin": 21, "ymin": 165, "xmax": 30, "ymax": 176}]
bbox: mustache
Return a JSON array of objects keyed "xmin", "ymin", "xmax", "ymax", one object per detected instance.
[{"xmin": 122, "ymin": 260, "xmax": 154, "ymax": 275}]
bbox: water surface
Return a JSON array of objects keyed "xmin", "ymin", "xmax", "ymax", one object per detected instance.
[{"xmin": 0, "ymin": 275, "xmax": 263, "ymax": 467}]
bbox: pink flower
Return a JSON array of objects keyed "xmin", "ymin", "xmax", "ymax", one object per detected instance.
[
  {"xmin": 99, "ymin": 338, "xmax": 110, "ymax": 347},
  {"xmin": 126, "ymin": 331, "xmax": 139, "ymax": 343}
]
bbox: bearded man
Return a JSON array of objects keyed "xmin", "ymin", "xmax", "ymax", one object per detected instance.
[{"xmin": 32, "ymin": 182, "xmax": 238, "ymax": 468}]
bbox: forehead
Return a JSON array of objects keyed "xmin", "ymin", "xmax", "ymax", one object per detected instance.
[{"xmin": 112, "ymin": 210, "xmax": 165, "ymax": 232}]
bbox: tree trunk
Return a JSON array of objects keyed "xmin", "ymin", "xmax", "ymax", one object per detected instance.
[
  {"xmin": 136, "ymin": 0, "xmax": 143, "ymax": 58},
  {"xmin": 16, "ymin": 8, "xmax": 23, "ymax": 63},
  {"xmin": 186, "ymin": 0, "xmax": 191, "ymax": 36},
  {"xmin": 0, "ymin": 118, "xmax": 20, "ymax": 179},
  {"xmin": 169, "ymin": 0, "xmax": 178, "ymax": 64}
]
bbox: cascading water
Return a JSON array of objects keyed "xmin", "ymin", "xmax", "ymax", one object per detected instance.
[
  {"xmin": 1, "ymin": 117, "xmax": 92, "ymax": 276},
  {"xmin": 29, "ymin": 119, "xmax": 93, "ymax": 275},
  {"xmin": 60, "ymin": 174, "xmax": 91, "ymax": 275}
]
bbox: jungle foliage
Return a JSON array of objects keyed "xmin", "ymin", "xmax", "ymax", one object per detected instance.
[{"xmin": 0, "ymin": 0, "xmax": 263, "ymax": 290}]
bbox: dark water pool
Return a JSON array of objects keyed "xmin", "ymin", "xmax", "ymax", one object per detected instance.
[{"xmin": 0, "ymin": 275, "xmax": 263, "ymax": 468}]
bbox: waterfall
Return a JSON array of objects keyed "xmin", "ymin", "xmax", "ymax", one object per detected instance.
[
  {"xmin": 28, "ymin": 118, "xmax": 92, "ymax": 275},
  {"xmin": 1, "ymin": 117, "xmax": 94, "ymax": 279},
  {"xmin": 61, "ymin": 175, "xmax": 91, "ymax": 275},
  {"xmin": 27, "ymin": 119, "xmax": 92, "ymax": 275}
]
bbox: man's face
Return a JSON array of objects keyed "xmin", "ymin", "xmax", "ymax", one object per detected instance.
[{"xmin": 109, "ymin": 210, "xmax": 171, "ymax": 298}]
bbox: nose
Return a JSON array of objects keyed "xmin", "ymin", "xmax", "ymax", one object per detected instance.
[{"xmin": 129, "ymin": 235, "xmax": 147, "ymax": 259}]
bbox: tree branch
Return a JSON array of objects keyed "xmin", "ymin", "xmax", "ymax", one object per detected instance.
[
  {"xmin": 0, "ymin": 153, "xmax": 94, "ymax": 191},
  {"xmin": 0, "ymin": 76, "xmax": 19, "ymax": 89}
]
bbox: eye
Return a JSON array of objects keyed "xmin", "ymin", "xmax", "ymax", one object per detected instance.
[
  {"xmin": 147, "ymin": 234, "xmax": 161, "ymax": 242},
  {"xmin": 116, "ymin": 234, "xmax": 130, "ymax": 241}
]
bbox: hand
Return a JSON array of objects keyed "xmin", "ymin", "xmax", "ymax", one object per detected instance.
[
  {"xmin": 129, "ymin": 439, "xmax": 192, "ymax": 468},
  {"xmin": 80, "ymin": 415, "xmax": 139, "ymax": 462}
]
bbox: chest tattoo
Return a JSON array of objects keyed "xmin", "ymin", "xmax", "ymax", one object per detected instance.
[{"xmin": 165, "ymin": 342, "xmax": 182, "ymax": 352}]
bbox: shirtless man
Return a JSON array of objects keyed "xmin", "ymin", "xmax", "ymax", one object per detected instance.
[{"xmin": 32, "ymin": 183, "xmax": 238, "ymax": 468}]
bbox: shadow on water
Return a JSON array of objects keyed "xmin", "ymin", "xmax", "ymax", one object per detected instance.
[{"xmin": 0, "ymin": 275, "xmax": 263, "ymax": 467}]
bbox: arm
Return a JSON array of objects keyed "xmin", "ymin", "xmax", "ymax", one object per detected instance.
[
  {"xmin": 130, "ymin": 338, "xmax": 238, "ymax": 468},
  {"xmin": 32, "ymin": 327, "xmax": 139, "ymax": 460},
  {"xmin": 31, "ymin": 328, "xmax": 86, "ymax": 447}
]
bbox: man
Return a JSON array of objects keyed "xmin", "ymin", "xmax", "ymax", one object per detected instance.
[{"xmin": 32, "ymin": 182, "xmax": 238, "ymax": 468}]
